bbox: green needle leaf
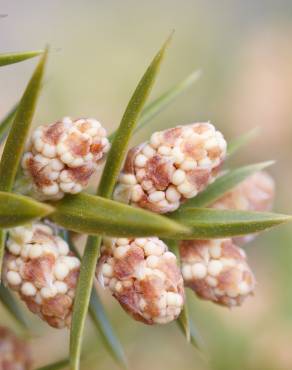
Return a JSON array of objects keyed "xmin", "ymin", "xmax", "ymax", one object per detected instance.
[
  {"xmin": 0, "ymin": 192, "xmax": 54, "ymax": 228},
  {"xmin": 0, "ymin": 104, "xmax": 18, "ymax": 143},
  {"xmin": 0, "ymin": 50, "xmax": 43, "ymax": 67},
  {"xmin": 189, "ymin": 313, "xmax": 205, "ymax": 350},
  {"xmin": 177, "ymin": 301, "xmax": 191, "ymax": 343},
  {"xmin": 0, "ymin": 48, "xmax": 48, "ymax": 191},
  {"xmin": 109, "ymin": 69, "xmax": 201, "ymax": 141},
  {"xmin": 70, "ymin": 235, "xmax": 101, "ymax": 370},
  {"xmin": 164, "ymin": 239, "xmax": 190, "ymax": 342},
  {"xmin": 0, "ymin": 48, "xmax": 47, "ymax": 276},
  {"xmin": 0, "ymin": 284, "xmax": 28, "ymax": 329},
  {"xmin": 50, "ymin": 193, "xmax": 187, "ymax": 238},
  {"xmin": 169, "ymin": 208, "xmax": 291, "ymax": 239},
  {"xmin": 89, "ymin": 291, "xmax": 128, "ymax": 369},
  {"xmin": 64, "ymin": 232, "xmax": 127, "ymax": 369},
  {"xmin": 35, "ymin": 359, "xmax": 69, "ymax": 370},
  {"xmin": 178, "ymin": 161, "xmax": 274, "ymax": 210},
  {"xmin": 135, "ymin": 69, "xmax": 201, "ymax": 134},
  {"xmin": 177, "ymin": 300, "xmax": 204, "ymax": 350},
  {"xmin": 227, "ymin": 127, "xmax": 260, "ymax": 157},
  {"xmin": 70, "ymin": 35, "xmax": 172, "ymax": 370},
  {"xmin": 98, "ymin": 34, "xmax": 172, "ymax": 198},
  {"xmin": 165, "ymin": 239, "xmax": 203, "ymax": 348}
]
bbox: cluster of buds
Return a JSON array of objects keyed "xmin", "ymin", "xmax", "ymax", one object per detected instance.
[
  {"xmin": 96, "ymin": 237, "xmax": 184, "ymax": 324},
  {"xmin": 212, "ymin": 171, "xmax": 275, "ymax": 244},
  {"xmin": 3, "ymin": 223, "xmax": 80, "ymax": 329},
  {"xmin": 12, "ymin": 115, "xmax": 274, "ymax": 326},
  {"xmin": 0, "ymin": 326, "xmax": 31, "ymax": 370},
  {"xmin": 212, "ymin": 171, "xmax": 275, "ymax": 213},
  {"xmin": 178, "ymin": 171, "xmax": 274, "ymax": 306},
  {"xmin": 114, "ymin": 123, "xmax": 227, "ymax": 213},
  {"xmin": 180, "ymin": 239, "xmax": 255, "ymax": 307},
  {"xmin": 22, "ymin": 117, "xmax": 110, "ymax": 200}
]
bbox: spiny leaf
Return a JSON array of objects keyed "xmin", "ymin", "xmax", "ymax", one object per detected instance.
[
  {"xmin": 227, "ymin": 127, "xmax": 259, "ymax": 157},
  {"xmin": 0, "ymin": 50, "xmax": 43, "ymax": 67},
  {"xmin": 177, "ymin": 304, "xmax": 191, "ymax": 343},
  {"xmin": 178, "ymin": 161, "xmax": 274, "ymax": 210},
  {"xmin": 108, "ymin": 69, "xmax": 201, "ymax": 142},
  {"xmin": 0, "ymin": 48, "xmax": 47, "ymax": 276},
  {"xmin": 98, "ymin": 34, "xmax": 172, "ymax": 198},
  {"xmin": 177, "ymin": 300, "xmax": 204, "ymax": 350},
  {"xmin": 163, "ymin": 238, "xmax": 179, "ymax": 257},
  {"xmin": 0, "ymin": 284, "xmax": 28, "ymax": 329},
  {"xmin": 189, "ymin": 313, "xmax": 205, "ymax": 350},
  {"xmin": 0, "ymin": 48, "xmax": 48, "ymax": 191},
  {"xmin": 50, "ymin": 193, "xmax": 187, "ymax": 239},
  {"xmin": 0, "ymin": 191, "xmax": 54, "ymax": 228},
  {"xmin": 135, "ymin": 69, "xmax": 201, "ymax": 134},
  {"xmin": 65, "ymin": 232, "xmax": 127, "ymax": 369},
  {"xmin": 169, "ymin": 208, "xmax": 291, "ymax": 239},
  {"xmin": 70, "ymin": 235, "xmax": 101, "ymax": 370},
  {"xmin": 164, "ymin": 239, "xmax": 191, "ymax": 342},
  {"xmin": 89, "ymin": 291, "xmax": 128, "ymax": 369},
  {"xmin": 70, "ymin": 35, "xmax": 172, "ymax": 370},
  {"xmin": 0, "ymin": 104, "xmax": 18, "ymax": 143},
  {"xmin": 166, "ymin": 239, "xmax": 203, "ymax": 347},
  {"xmin": 35, "ymin": 359, "xmax": 69, "ymax": 370}
]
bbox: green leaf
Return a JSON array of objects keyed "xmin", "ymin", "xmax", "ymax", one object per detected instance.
[
  {"xmin": 166, "ymin": 240, "xmax": 203, "ymax": 348},
  {"xmin": 0, "ymin": 104, "xmax": 18, "ymax": 143},
  {"xmin": 64, "ymin": 232, "xmax": 127, "ymax": 369},
  {"xmin": 227, "ymin": 127, "xmax": 259, "ymax": 157},
  {"xmin": 0, "ymin": 48, "xmax": 48, "ymax": 191},
  {"xmin": 108, "ymin": 69, "xmax": 201, "ymax": 142},
  {"xmin": 35, "ymin": 359, "xmax": 69, "ymax": 370},
  {"xmin": 98, "ymin": 35, "xmax": 172, "ymax": 198},
  {"xmin": 163, "ymin": 238, "xmax": 179, "ymax": 257},
  {"xmin": 178, "ymin": 161, "xmax": 274, "ymax": 210},
  {"xmin": 177, "ymin": 300, "xmax": 204, "ymax": 350},
  {"xmin": 189, "ymin": 313, "xmax": 205, "ymax": 350},
  {"xmin": 0, "ymin": 191, "xmax": 54, "ymax": 228},
  {"xmin": 70, "ymin": 235, "xmax": 101, "ymax": 370},
  {"xmin": 70, "ymin": 36, "xmax": 172, "ymax": 370},
  {"xmin": 0, "ymin": 284, "xmax": 28, "ymax": 329},
  {"xmin": 169, "ymin": 208, "xmax": 291, "ymax": 239},
  {"xmin": 164, "ymin": 239, "xmax": 191, "ymax": 343},
  {"xmin": 177, "ymin": 304, "xmax": 191, "ymax": 342},
  {"xmin": 0, "ymin": 48, "xmax": 47, "ymax": 276},
  {"xmin": 136, "ymin": 69, "xmax": 201, "ymax": 134},
  {"xmin": 0, "ymin": 50, "xmax": 43, "ymax": 67},
  {"xmin": 89, "ymin": 291, "xmax": 128, "ymax": 369},
  {"xmin": 50, "ymin": 193, "xmax": 188, "ymax": 238}
]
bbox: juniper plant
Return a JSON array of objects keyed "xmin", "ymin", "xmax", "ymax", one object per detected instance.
[{"xmin": 0, "ymin": 38, "xmax": 290, "ymax": 370}]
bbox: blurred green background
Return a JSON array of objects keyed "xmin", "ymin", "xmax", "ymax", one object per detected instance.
[{"xmin": 1, "ymin": 1, "xmax": 292, "ymax": 369}]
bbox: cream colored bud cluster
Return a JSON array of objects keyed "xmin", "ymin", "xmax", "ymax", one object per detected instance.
[
  {"xmin": 180, "ymin": 239, "xmax": 255, "ymax": 307},
  {"xmin": 22, "ymin": 117, "xmax": 110, "ymax": 200},
  {"xmin": 96, "ymin": 237, "xmax": 185, "ymax": 324},
  {"xmin": 0, "ymin": 326, "xmax": 32, "ymax": 370},
  {"xmin": 3, "ymin": 223, "xmax": 80, "ymax": 329},
  {"xmin": 114, "ymin": 123, "xmax": 227, "ymax": 213},
  {"xmin": 212, "ymin": 171, "xmax": 275, "ymax": 244},
  {"xmin": 212, "ymin": 171, "xmax": 275, "ymax": 213}
]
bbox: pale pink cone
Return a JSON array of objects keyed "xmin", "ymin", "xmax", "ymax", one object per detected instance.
[
  {"xmin": 96, "ymin": 237, "xmax": 184, "ymax": 324},
  {"xmin": 22, "ymin": 117, "xmax": 110, "ymax": 200},
  {"xmin": 114, "ymin": 122, "xmax": 226, "ymax": 213},
  {"xmin": 180, "ymin": 238, "xmax": 255, "ymax": 307},
  {"xmin": 3, "ymin": 223, "xmax": 80, "ymax": 329}
]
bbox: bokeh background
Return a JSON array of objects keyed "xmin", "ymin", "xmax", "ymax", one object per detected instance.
[{"xmin": 1, "ymin": 1, "xmax": 292, "ymax": 369}]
